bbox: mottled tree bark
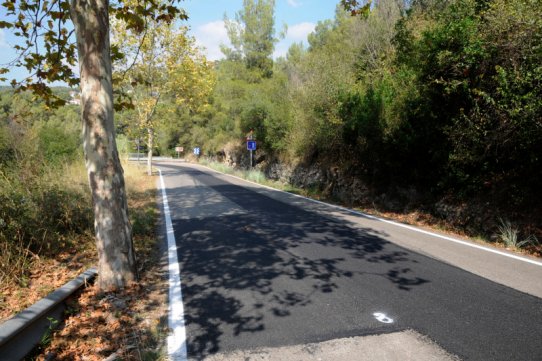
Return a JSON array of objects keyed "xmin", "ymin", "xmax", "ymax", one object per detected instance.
[{"xmin": 70, "ymin": 0, "xmax": 137, "ymax": 290}]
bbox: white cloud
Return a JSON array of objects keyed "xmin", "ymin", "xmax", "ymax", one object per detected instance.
[
  {"xmin": 192, "ymin": 20, "xmax": 315, "ymax": 61},
  {"xmin": 287, "ymin": 0, "xmax": 302, "ymax": 7},
  {"xmin": 286, "ymin": 22, "xmax": 315, "ymax": 41},
  {"xmin": 273, "ymin": 22, "xmax": 314, "ymax": 59},
  {"xmin": 192, "ymin": 20, "xmax": 231, "ymax": 61}
]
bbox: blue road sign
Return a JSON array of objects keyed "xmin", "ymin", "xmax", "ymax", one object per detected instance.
[
  {"xmin": 193, "ymin": 147, "xmax": 200, "ymax": 155},
  {"xmin": 247, "ymin": 140, "xmax": 257, "ymax": 151}
]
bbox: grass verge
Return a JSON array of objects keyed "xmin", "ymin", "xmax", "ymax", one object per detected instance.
[{"xmin": 199, "ymin": 159, "xmax": 305, "ymax": 194}]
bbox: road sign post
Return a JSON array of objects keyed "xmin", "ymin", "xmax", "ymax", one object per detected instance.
[
  {"xmin": 247, "ymin": 140, "xmax": 256, "ymax": 167},
  {"xmin": 175, "ymin": 146, "xmax": 183, "ymax": 159}
]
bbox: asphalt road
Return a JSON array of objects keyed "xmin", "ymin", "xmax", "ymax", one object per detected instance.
[{"xmin": 156, "ymin": 161, "xmax": 542, "ymax": 361}]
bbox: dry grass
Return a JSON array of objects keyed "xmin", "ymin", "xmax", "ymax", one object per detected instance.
[{"xmin": 352, "ymin": 207, "xmax": 542, "ymax": 258}]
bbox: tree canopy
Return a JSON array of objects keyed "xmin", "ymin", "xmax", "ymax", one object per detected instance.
[
  {"xmin": 223, "ymin": 0, "xmax": 280, "ymax": 78},
  {"xmin": 0, "ymin": 0, "xmax": 186, "ymax": 106}
]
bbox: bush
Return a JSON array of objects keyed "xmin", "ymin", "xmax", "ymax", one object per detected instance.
[
  {"xmin": 0, "ymin": 99, "xmax": 92, "ymax": 287},
  {"xmin": 37, "ymin": 121, "xmax": 80, "ymax": 164}
]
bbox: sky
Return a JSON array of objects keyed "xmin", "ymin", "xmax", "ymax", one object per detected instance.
[
  {"xmin": 182, "ymin": 0, "xmax": 339, "ymax": 60},
  {"xmin": 0, "ymin": 0, "xmax": 340, "ymax": 84}
]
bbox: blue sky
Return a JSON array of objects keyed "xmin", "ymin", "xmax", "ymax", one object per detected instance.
[
  {"xmin": 183, "ymin": 0, "xmax": 339, "ymax": 60},
  {"xmin": 0, "ymin": 0, "xmax": 339, "ymax": 84}
]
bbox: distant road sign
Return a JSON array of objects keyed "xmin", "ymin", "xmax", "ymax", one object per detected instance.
[
  {"xmin": 193, "ymin": 147, "xmax": 200, "ymax": 155},
  {"xmin": 175, "ymin": 147, "xmax": 184, "ymax": 152},
  {"xmin": 247, "ymin": 140, "xmax": 257, "ymax": 151}
]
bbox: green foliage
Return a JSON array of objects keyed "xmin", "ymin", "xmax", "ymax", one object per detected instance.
[
  {"xmin": 445, "ymin": 0, "xmax": 542, "ymax": 207},
  {"xmin": 0, "ymin": 89, "xmax": 82, "ymax": 164},
  {"xmin": 0, "ymin": 90, "xmax": 92, "ymax": 287},
  {"xmin": 0, "ymin": 163, "xmax": 93, "ymax": 285},
  {"xmin": 246, "ymin": 169, "xmax": 267, "ymax": 183},
  {"xmin": 140, "ymin": 0, "xmax": 288, "ymax": 158},
  {"xmin": 36, "ymin": 121, "xmax": 80, "ymax": 163},
  {"xmin": 341, "ymin": 0, "xmax": 371, "ymax": 17},
  {"xmin": 389, "ymin": 0, "xmax": 542, "ymax": 206},
  {"xmin": 339, "ymin": 86, "xmax": 385, "ymax": 172},
  {"xmin": 0, "ymin": 124, "xmax": 13, "ymax": 164},
  {"xmin": 129, "ymin": 0, "xmax": 541, "ymax": 234},
  {"xmin": 288, "ymin": 1, "xmax": 402, "ymax": 161},
  {"xmin": 112, "ymin": 16, "xmax": 214, "ymax": 166},
  {"xmin": 40, "ymin": 317, "xmax": 60, "ymax": 347},
  {"xmin": 115, "ymin": 134, "xmax": 131, "ymax": 158},
  {"xmin": 223, "ymin": 0, "xmax": 279, "ymax": 78}
]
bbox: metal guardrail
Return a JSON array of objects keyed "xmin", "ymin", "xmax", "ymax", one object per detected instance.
[{"xmin": 0, "ymin": 268, "xmax": 97, "ymax": 360}]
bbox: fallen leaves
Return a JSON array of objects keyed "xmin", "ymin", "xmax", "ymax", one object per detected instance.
[
  {"xmin": 0, "ymin": 248, "xmax": 95, "ymax": 323},
  {"xmin": 35, "ymin": 263, "xmax": 169, "ymax": 360}
]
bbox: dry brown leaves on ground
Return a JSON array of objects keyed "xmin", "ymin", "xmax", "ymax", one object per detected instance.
[
  {"xmin": 1, "ymin": 247, "xmax": 95, "ymax": 323},
  {"xmin": 35, "ymin": 264, "xmax": 169, "ymax": 361}
]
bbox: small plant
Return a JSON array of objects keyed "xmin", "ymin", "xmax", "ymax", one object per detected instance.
[
  {"xmin": 246, "ymin": 169, "xmax": 266, "ymax": 183},
  {"xmin": 40, "ymin": 317, "xmax": 59, "ymax": 347},
  {"xmin": 496, "ymin": 218, "xmax": 539, "ymax": 249},
  {"xmin": 523, "ymin": 234, "xmax": 540, "ymax": 248}
]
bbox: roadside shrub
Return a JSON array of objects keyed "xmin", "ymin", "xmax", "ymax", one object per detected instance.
[
  {"xmin": 0, "ymin": 127, "xmax": 92, "ymax": 288},
  {"xmin": 115, "ymin": 134, "xmax": 130, "ymax": 159},
  {"xmin": 36, "ymin": 121, "xmax": 80, "ymax": 164},
  {"xmin": 0, "ymin": 171, "xmax": 93, "ymax": 285},
  {"xmin": 0, "ymin": 125, "xmax": 13, "ymax": 164}
]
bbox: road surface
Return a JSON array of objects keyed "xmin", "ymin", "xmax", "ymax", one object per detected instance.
[{"xmin": 156, "ymin": 161, "xmax": 542, "ymax": 360}]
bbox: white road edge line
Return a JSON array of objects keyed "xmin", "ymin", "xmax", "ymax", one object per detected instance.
[
  {"xmin": 159, "ymin": 169, "xmax": 188, "ymax": 361},
  {"xmin": 197, "ymin": 164, "xmax": 542, "ymax": 268}
]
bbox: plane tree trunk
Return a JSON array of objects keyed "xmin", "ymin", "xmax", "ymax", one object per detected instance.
[{"xmin": 70, "ymin": 0, "xmax": 137, "ymax": 290}]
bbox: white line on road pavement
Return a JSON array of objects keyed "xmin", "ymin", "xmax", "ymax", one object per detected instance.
[
  {"xmin": 199, "ymin": 165, "xmax": 542, "ymax": 268},
  {"xmin": 159, "ymin": 169, "xmax": 188, "ymax": 361}
]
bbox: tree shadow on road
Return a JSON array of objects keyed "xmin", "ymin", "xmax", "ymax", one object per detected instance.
[{"xmin": 162, "ymin": 167, "xmax": 430, "ymax": 358}]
